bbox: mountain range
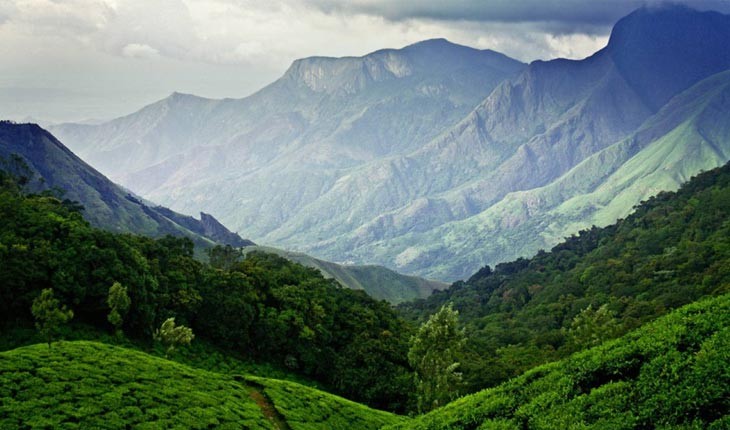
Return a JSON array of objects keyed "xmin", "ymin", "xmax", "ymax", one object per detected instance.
[
  {"xmin": 0, "ymin": 120, "xmax": 444, "ymax": 302},
  {"xmin": 51, "ymin": 5, "xmax": 730, "ymax": 281}
]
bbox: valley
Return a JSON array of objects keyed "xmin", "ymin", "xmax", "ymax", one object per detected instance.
[{"xmin": 1, "ymin": 3, "xmax": 730, "ymax": 429}]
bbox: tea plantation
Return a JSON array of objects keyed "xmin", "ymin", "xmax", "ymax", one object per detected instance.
[
  {"xmin": 386, "ymin": 293, "xmax": 730, "ymax": 430},
  {"xmin": 0, "ymin": 341, "xmax": 407, "ymax": 429}
]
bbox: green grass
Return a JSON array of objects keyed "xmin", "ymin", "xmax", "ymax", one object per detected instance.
[
  {"xmin": 0, "ymin": 341, "xmax": 408, "ymax": 429},
  {"xmin": 0, "ymin": 341, "xmax": 271, "ymax": 429},
  {"xmin": 246, "ymin": 376, "xmax": 408, "ymax": 430},
  {"xmin": 386, "ymin": 293, "xmax": 730, "ymax": 430}
]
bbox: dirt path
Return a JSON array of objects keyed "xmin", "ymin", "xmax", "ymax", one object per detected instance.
[{"xmin": 248, "ymin": 386, "xmax": 291, "ymax": 430}]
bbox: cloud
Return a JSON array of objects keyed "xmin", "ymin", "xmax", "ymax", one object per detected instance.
[
  {"xmin": 121, "ymin": 43, "xmax": 159, "ymax": 58},
  {"xmin": 308, "ymin": 0, "xmax": 730, "ymax": 31},
  {"xmin": 2, "ymin": 0, "xmax": 729, "ymax": 122}
]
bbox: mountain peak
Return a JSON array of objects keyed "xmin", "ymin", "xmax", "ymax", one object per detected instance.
[
  {"xmin": 607, "ymin": 4, "xmax": 730, "ymax": 110},
  {"xmin": 282, "ymin": 39, "xmax": 523, "ymax": 94}
]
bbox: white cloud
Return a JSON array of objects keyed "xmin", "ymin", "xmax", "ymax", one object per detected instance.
[{"xmin": 121, "ymin": 42, "xmax": 159, "ymax": 58}]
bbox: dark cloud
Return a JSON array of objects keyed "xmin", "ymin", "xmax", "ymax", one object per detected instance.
[{"xmin": 311, "ymin": 0, "xmax": 730, "ymax": 34}]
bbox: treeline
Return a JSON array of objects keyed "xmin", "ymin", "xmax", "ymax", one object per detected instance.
[
  {"xmin": 0, "ymin": 165, "xmax": 413, "ymax": 412},
  {"xmin": 399, "ymin": 163, "xmax": 730, "ymax": 393}
]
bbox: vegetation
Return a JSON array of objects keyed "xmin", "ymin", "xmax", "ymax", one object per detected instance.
[
  {"xmin": 0, "ymin": 165, "xmax": 414, "ymax": 411},
  {"xmin": 31, "ymin": 288, "xmax": 74, "ymax": 347},
  {"xmin": 245, "ymin": 376, "xmax": 408, "ymax": 430},
  {"xmin": 387, "ymin": 293, "xmax": 730, "ymax": 429},
  {"xmin": 243, "ymin": 245, "xmax": 447, "ymax": 304},
  {"xmin": 399, "ymin": 163, "xmax": 730, "ymax": 392},
  {"xmin": 106, "ymin": 282, "xmax": 130, "ymax": 335},
  {"xmin": 3, "ymin": 150, "xmax": 730, "ymax": 425},
  {"xmin": 154, "ymin": 317, "xmax": 194, "ymax": 357},
  {"xmin": 0, "ymin": 341, "xmax": 405, "ymax": 429},
  {"xmin": 408, "ymin": 304, "xmax": 466, "ymax": 413}
]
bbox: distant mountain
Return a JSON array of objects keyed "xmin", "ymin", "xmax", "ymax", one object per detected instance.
[
  {"xmin": 52, "ymin": 5, "xmax": 730, "ymax": 281},
  {"xmin": 49, "ymin": 40, "xmax": 525, "ymax": 255},
  {"xmin": 0, "ymin": 121, "xmax": 446, "ymax": 303},
  {"xmin": 245, "ymin": 245, "xmax": 447, "ymax": 304},
  {"xmin": 0, "ymin": 121, "xmax": 252, "ymax": 248}
]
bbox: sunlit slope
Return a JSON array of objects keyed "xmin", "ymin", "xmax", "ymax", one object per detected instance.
[{"xmin": 389, "ymin": 69, "xmax": 730, "ymax": 280}]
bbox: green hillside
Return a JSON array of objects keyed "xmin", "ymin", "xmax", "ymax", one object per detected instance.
[
  {"xmin": 0, "ymin": 341, "xmax": 406, "ymax": 429},
  {"xmin": 0, "ymin": 168, "xmax": 414, "ymax": 412},
  {"xmin": 399, "ymin": 161, "xmax": 730, "ymax": 391},
  {"xmin": 245, "ymin": 246, "xmax": 446, "ymax": 304},
  {"xmin": 387, "ymin": 294, "xmax": 729, "ymax": 430}
]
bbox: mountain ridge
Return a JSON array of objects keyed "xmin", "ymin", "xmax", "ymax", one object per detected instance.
[
  {"xmin": 50, "ymin": 5, "xmax": 730, "ymax": 281},
  {"xmin": 0, "ymin": 121, "xmax": 251, "ymax": 248}
]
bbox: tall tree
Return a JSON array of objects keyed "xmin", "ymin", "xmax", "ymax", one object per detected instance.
[
  {"xmin": 107, "ymin": 282, "xmax": 131, "ymax": 336},
  {"xmin": 31, "ymin": 289, "xmax": 74, "ymax": 347},
  {"xmin": 408, "ymin": 303, "xmax": 466, "ymax": 413}
]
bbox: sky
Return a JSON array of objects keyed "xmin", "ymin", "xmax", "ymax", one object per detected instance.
[{"xmin": 2, "ymin": 0, "xmax": 730, "ymax": 123}]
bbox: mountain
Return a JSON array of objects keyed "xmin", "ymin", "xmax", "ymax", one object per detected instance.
[
  {"xmin": 49, "ymin": 40, "xmax": 525, "ymax": 258},
  {"xmin": 52, "ymin": 6, "xmax": 730, "ymax": 281},
  {"xmin": 364, "ymin": 68, "xmax": 730, "ymax": 280},
  {"xmin": 245, "ymin": 245, "xmax": 447, "ymax": 304},
  {"xmin": 1, "ymin": 121, "xmax": 448, "ymax": 304},
  {"xmin": 0, "ymin": 121, "xmax": 252, "ymax": 248}
]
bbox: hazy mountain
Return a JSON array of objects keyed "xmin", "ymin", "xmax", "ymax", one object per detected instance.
[
  {"xmin": 50, "ymin": 40, "xmax": 525, "ymax": 241},
  {"xmin": 0, "ymin": 121, "xmax": 252, "ymax": 249},
  {"xmin": 244, "ymin": 245, "xmax": 447, "ymax": 304},
  {"xmin": 1, "ymin": 121, "xmax": 448, "ymax": 302},
  {"xmin": 261, "ymin": 5, "xmax": 730, "ymax": 279},
  {"xmin": 370, "ymin": 69, "xmax": 730, "ymax": 280},
  {"xmin": 52, "ymin": 5, "xmax": 730, "ymax": 281}
]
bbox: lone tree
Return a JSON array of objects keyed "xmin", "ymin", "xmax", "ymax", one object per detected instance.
[
  {"xmin": 31, "ymin": 288, "xmax": 74, "ymax": 348},
  {"xmin": 107, "ymin": 282, "xmax": 131, "ymax": 336},
  {"xmin": 408, "ymin": 303, "xmax": 466, "ymax": 413},
  {"xmin": 154, "ymin": 317, "xmax": 194, "ymax": 357}
]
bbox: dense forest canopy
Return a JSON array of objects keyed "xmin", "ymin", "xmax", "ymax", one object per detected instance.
[{"xmin": 0, "ymin": 160, "xmax": 414, "ymax": 411}]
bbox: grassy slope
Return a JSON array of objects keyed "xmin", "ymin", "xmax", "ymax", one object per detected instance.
[
  {"xmin": 246, "ymin": 246, "xmax": 446, "ymax": 304},
  {"xmin": 0, "ymin": 341, "xmax": 407, "ymax": 430},
  {"xmin": 387, "ymin": 294, "xmax": 730, "ymax": 430},
  {"xmin": 246, "ymin": 376, "xmax": 408, "ymax": 430}
]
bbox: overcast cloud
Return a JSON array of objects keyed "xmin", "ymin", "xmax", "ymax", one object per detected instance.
[{"xmin": 1, "ymin": 0, "xmax": 729, "ymax": 122}]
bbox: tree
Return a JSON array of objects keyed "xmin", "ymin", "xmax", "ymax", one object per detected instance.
[
  {"xmin": 31, "ymin": 288, "xmax": 73, "ymax": 347},
  {"xmin": 408, "ymin": 303, "xmax": 466, "ymax": 413},
  {"xmin": 207, "ymin": 244, "xmax": 243, "ymax": 271},
  {"xmin": 567, "ymin": 303, "xmax": 621, "ymax": 350},
  {"xmin": 154, "ymin": 317, "xmax": 194, "ymax": 357},
  {"xmin": 107, "ymin": 282, "xmax": 131, "ymax": 336}
]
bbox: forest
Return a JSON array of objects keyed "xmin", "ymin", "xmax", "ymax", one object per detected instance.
[
  {"xmin": 0, "ymin": 160, "xmax": 413, "ymax": 412},
  {"xmin": 1, "ymin": 157, "xmax": 729, "ymax": 427}
]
